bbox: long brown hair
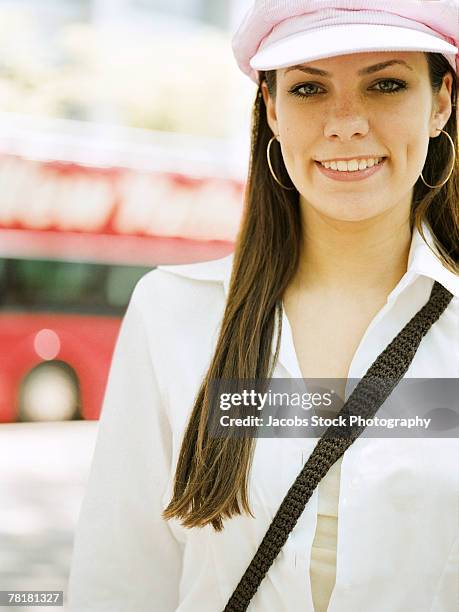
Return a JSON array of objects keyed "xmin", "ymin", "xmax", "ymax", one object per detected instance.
[{"xmin": 162, "ymin": 53, "xmax": 458, "ymax": 531}]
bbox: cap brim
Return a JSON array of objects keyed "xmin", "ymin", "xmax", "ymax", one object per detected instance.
[{"xmin": 250, "ymin": 24, "xmax": 458, "ymax": 71}]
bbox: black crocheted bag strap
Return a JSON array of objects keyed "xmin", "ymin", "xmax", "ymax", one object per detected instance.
[{"xmin": 224, "ymin": 280, "xmax": 453, "ymax": 612}]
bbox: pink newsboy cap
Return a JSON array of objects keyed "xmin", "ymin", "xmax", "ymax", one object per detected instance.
[{"xmin": 232, "ymin": 0, "xmax": 459, "ymax": 84}]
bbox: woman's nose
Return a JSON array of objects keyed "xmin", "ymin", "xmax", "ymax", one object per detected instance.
[
  {"xmin": 323, "ymin": 115, "xmax": 370, "ymax": 141},
  {"xmin": 323, "ymin": 98, "xmax": 370, "ymax": 141}
]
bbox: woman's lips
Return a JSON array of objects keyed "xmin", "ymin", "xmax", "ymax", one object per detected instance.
[{"xmin": 315, "ymin": 158, "xmax": 387, "ymax": 182}]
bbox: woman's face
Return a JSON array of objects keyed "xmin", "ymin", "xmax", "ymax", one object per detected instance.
[{"xmin": 262, "ymin": 51, "xmax": 453, "ymax": 222}]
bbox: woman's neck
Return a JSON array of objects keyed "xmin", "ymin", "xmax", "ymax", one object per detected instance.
[{"xmin": 292, "ymin": 205, "xmax": 412, "ymax": 298}]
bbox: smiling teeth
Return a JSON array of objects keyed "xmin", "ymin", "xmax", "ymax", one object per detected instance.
[{"xmin": 321, "ymin": 158, "xmax": 383, "ymax": 171}]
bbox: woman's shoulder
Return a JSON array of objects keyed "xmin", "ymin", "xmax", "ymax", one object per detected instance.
[
  {"xmin": 125, "ymin": 254, "xmax": 235, "ymax": 394},
  {"xmin": 129, "ymin": 252, "xmax": 235, "ymax": 317},
  {"xmin": 155, "ymin": 252, "xmax": 234, "ymax": 286}
]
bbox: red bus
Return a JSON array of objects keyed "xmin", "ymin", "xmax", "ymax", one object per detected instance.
[{"xmin": 0, "ymin": 126, "xmax": 241, "ymax": 422}]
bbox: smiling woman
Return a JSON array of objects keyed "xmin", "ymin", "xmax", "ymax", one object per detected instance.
[
  {"xmin": 68, "ymin": 2, "xmax": 459, "ymax": 612},
  {"xmin": 162, "ymin": 2, "xmax": 459, "ymax": 609},
  {"xmin": 262, "ymin": 51, "xmax": 454, "ymax": 221}
]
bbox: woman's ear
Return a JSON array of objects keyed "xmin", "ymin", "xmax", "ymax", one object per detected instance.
[
  {"xmin": 430, "ymin": 72, "xmax": 453, "ymax": 136},
  {"xmin": 261, "ymin": 80, "xmax": 279, "ymax": 137}
]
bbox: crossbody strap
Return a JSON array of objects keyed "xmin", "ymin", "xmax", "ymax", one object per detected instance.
[{"xmin": 224, "ymin": 280, "xmax": 454, "ymax": 612}]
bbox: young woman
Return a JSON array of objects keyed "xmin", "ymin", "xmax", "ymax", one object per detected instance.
[{"xmin": 68, "ymin": 1, "xmax": 459, "ymax": 610}]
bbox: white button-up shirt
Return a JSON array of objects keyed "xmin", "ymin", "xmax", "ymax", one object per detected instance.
[{"xmin": 68, "ymin": 222, "xmax": 459, "ymax": 611}]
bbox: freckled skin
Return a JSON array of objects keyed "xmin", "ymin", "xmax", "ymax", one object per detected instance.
[{"xmin": 262, "ymin": 51, "xmax": 453, "ymax": 223}]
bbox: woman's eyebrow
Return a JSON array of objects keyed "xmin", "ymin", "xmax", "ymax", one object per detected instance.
[{"xmin": 284, "ymin": 59, "xmax": 414, "ymax": 76}]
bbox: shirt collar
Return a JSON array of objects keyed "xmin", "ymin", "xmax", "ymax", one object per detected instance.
[
  {"xmin": 387, "ymin": 220, "xmax": 459, "ymax": 301},
  {"xmin": 156, "ymin": 252, "xmax": 234, "ymax": 289},
  {"xmin": 158, "ymin": 220, "xmax": 458, "ymax": 300}
]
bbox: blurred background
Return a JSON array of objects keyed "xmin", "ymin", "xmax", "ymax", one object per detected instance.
[{"xmin": 0, "ymin": 0, "xmax": 255, "ymax": 608}]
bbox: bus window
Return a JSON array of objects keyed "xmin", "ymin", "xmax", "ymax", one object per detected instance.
[
  {"xmin": 105, "ymin": 265, "xmax": 152, "ymax": 308},
  {"xmin": 0, "ymin": 258, "xmax": 153, "ymax": 315}
]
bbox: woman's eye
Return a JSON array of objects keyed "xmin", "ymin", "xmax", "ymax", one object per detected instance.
[
  {"xmin": 288, "ymin": 83, "xmax": 324, "ymax": 98},
  {"xmin": 372, "ymin": 79, "xmax": 407, "ymax": 94},
  {"xmin": 288, "ymin": 79, "xmax": 407, "ymax": 99}
]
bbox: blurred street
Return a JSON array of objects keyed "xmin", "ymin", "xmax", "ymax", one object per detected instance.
[
  {"xmin": 0, "ymin": 422, "xmax": 98, "ymax": 611},
  {"xmin": 0, "ymin": 1, "xmax": 250, "ymax": 609}
]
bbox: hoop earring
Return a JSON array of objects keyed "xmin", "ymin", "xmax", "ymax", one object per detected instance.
[
  {"xmin": 266, "ymin": 135, "xmax": 296, "ymax": 191},
  {"xmin": 420, "ymin": 128, "xmax": 456, "ymax": 189}
]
